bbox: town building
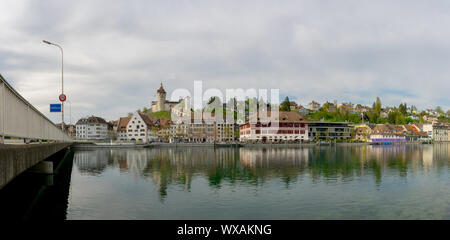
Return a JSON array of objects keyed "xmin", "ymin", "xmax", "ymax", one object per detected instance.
[
  {"xmin": 308, "ymin": 101, "xmax": 320, "ymax": 111},
  {"xmin": 308, "ymin": 121, "xmax": 352, "ymax": 141},
  {"xmin": 423, "ymin": 115, "xmax": 438, "ymax": 123},
  {"xmin": 289, "ymin": 101, "xmax": 298, "ymax": 111},
  {"xmin": 401, "ymin": 124, "xmax": 429, "ymax": 141},
  {"xmin": 55, "ymin": 123, "xmax": 76, "ymax": 138},
  {"xmin": 369, "ymin": 124, "xmax": 407, "ymax": 143},
  {"xmin": 354, "ymin": 124, "xmax": 375, "ymax": 142},
  {"xmin": 162, "ymin": 111, "xmax": 237, "ymax": 143},
  {"xmin": 239, "ymin": 111, "xmax": 309, "ymax": 142},
  {"xmin": 298, "ymin": 105, "xmax": 309, "ymax": 115},
  {"xmin": 370, "ymin": 133, "xmax": 407, "ymax": 143},
  {"xmin": 323, "ymin": 102, "xmax": 337, "ymax": 112},
  {"xmin": 76, "ymin": 116, "xmax": 109, "ymax": 140},
  {"xmin": 125, "ymin": 112, "xmax": 159, "ymax": 143},
  {"xmin": 116, "ymin": 117, "xmax": 131, "ymax": 141},
  {"xmin": 355, "ymin": 105, "xmax": 370, "ymax": 113},
  {"xmin": 424, "ymin": 123, "xmax": 449, "ymax": 142}
]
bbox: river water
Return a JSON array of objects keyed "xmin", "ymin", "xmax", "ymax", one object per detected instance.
[
  {"xmin": 65, "ymin": 144, "xmax": 450, "ymax": 220},
  {"xmin": 1, "ymin": 144, "xmax": 449, "ymax": 220}
]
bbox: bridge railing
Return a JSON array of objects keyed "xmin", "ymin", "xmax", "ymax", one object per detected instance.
[{"xmin": 0, "ymin": 74, "xmax": 72, "ymax": 143}]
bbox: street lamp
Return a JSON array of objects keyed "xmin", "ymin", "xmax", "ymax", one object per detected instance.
[{"xmin": 43, "ymin": 40, "xmax": 65, "ymax": 131}]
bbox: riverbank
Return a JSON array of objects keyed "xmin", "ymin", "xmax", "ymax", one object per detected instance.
[
  {"xmin": 71, "ymin": 141, "xmax": 441, "ymax": 149},
  {"xmin": 73, "ymin": 142, "xmax": 446, "ymax": 148}
]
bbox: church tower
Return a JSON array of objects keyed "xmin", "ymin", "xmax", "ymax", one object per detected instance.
[{"xmin": 156, "ymin": 83, "xmax": 166, "ymax": 112}]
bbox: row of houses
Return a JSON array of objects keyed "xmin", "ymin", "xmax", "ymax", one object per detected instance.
[
  {"xmin": 355, "ymin": 122, "xmax": 450, "ymax": 142},
  {"xmin": 72, "ymin": 111, "xmax": 355, "ymax": 143},
  {"xmin": 72, "ymin": 112, "xmax": 449, "ymax": 143}
]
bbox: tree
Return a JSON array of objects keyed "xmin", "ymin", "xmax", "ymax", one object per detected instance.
[
  {"xmin": 435, "ymin": 106, "xmax": 444, "ymax": 114},
  {"xmin": 375, "ymin": 97, "xmax": 382, "ymax": 114},
  {"xmin": 280, "ymin": 96, "xmax": 291, "ymax": 111},
  {"xmin": 399, "ymin": 103, "xmax": 407, "ymax": 115},
  {"xmin": 447, "ymin": 110, "xmax": 450, "ymax": 118}
]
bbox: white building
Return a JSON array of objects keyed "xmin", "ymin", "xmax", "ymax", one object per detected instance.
[
  {"xmin": 117, "ymin": 116, "xmax": 131, "ymax": 141},
  {"xmin": 125, "ymin": 112, "xmax": 159, "ymax": 143},
  {"xmin": 423, "ymin": 123, "xmax": 449, "ymax": 142},
  {"xmin": 308, "ymin": 101, "xmax": 320, "ymax": 111},
  {"xmin": 76, "ymin": 116, "xmax": 109, "ymax": 140},
  {"xmin": 239, "ymin": 111, "xmax": 309, "ymax": 142}
]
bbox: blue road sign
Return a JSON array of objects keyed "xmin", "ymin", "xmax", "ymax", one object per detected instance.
[{"xmin": 50, "ymin": 104, "xmax": 61, "ymax": 112}]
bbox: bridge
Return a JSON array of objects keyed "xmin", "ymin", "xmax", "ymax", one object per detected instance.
[{"xmin": 0, "ymin": 74, "xmax": 72, "ymax": 190}]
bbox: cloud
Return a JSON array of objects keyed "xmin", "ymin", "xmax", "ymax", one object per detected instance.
[{"xmin": 0, "ymin": 0, "xmax": 449, "ymax": 123}]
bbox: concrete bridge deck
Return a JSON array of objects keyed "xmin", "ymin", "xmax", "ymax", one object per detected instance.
[{"xmin": 0, "ymin": 143, "xmax": 71, "ymax": 190}]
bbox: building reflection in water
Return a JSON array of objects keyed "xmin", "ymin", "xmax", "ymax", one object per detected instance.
[{"xmin": 72, "ymin": 144, "xmax": 450, "ymax": 200}]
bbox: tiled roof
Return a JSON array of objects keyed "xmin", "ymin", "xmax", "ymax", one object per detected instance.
[
  {"xmin": 76, "ymin": 116, "xmax": 107, "ymax": 125},
  {"xmin": 248, "ymin": 111, "xmax": 306, "ymax": 123},
  {"xmin": 139, "ymin": 113, "xmax": 157, "ymax": 128},
  {"xmin": 117, "ymin": 117, "xmax": 131, "ymax": 131}
]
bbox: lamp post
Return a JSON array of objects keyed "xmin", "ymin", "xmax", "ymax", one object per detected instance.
[
  {"xmin": 67, "ymin": 99, "xmax": 72, "ymax": 125},
  {"xmin": 43, "ymin": 40, "xmax": 65, "ymax": 132}
]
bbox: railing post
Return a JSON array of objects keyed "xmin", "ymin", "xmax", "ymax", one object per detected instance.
[
  {"xmin": 26, "ymin": 104, "xmax": 30, "ymax": 143},
  {"xmin": 0, "ymin": 81, "xmax": 4, "ymax": 144}
]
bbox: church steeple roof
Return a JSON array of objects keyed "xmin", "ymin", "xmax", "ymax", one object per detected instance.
[{"xmin": 157, "ymin": 82, "xmax": 166, "ymax": 94}]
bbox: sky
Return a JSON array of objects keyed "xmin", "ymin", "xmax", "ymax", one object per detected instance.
[{"xmin": 1, "ymin": 0, "xmax": 449, "ymax": 123}]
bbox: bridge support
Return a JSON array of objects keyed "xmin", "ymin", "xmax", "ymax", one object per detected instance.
[
  {"xmin": 0, "ymin": 143, "xmax": 70, "ymax": 190},
  {"xmin": 29, "ymin": 161, "xmax": 53, "ymax": 174}
]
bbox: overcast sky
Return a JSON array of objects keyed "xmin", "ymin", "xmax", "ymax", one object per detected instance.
[{"xmin": 1, "ymin": 0, "xmax": 449, "ymax": 123}]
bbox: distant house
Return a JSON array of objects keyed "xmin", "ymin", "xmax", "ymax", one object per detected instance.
[
  {"xmin": 423, "ymin": 115, "xmax": 438, "ymax": 123},
  {"xmin": 354, "ymin": 124, "xmax": 375, "ymax": 142},
  {"xmin": 125, "ymin": 112, "xmax": 159, "ymax": 143},
  {"xmin": 355, "ymin": 105, "xmax": 370, "ymax": 113},
  {"xmin": 55, "ymin": 123, "xmax": 76, "ymax": 138},
  {"xmin": 116, "ymin": 117, "xmax": 131, "ymax": 141},
  {"xmin": 425, "ymin": 109, "xmax": 440, "ymax": 117},
  {"xmin": 289, "ymin": 101, "xmax": 298, "ymax": 111},
  {"xmin": 369, "ymin": 124, "xmax": 407, "ymax": 142},
  {"xmin": 76, "ymin": 116, "xmax": 109, "ymax": 140},
  {"xmin": 401, "ymin": 124, "xmax": 430, "ymax": 141},
  {"xmin": 323, "ymin": 102, "xmax": 336, "ymax": 112},
  {"xmin": 239, "ymin": 111, "xmax": 308, "ymax": 142},
  {"xmin": 308, "ymin": 101, "xmax": 320, "ymax": 111},
  {"xmin": 298, "ymin": 105, "xmax": 309, "ymax": 115},
  {"xmin": 424, "ymin": 123, "xmax": 449, "ymax": 142},
  {"xmin": 370, "ymin": 124, "xmax": 430, "ymax": 142},
  {"xmin": 338, "ymin": 103, "xmax": 357, "ymax": 114}
]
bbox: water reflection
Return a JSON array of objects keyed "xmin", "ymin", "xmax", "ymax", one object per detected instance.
[{"xmin": 73, "ymin": 144, "xmax": 450, "ymax": 201}]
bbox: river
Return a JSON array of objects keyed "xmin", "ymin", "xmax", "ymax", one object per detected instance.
[{"xmin": 1, "ymin": 144, "xmax": 449, "ymax": 220}]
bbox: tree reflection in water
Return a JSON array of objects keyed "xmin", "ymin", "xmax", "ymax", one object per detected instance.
[{"xmin": 73, "ymin": 144, "xmax": 450, "ymax": 200}]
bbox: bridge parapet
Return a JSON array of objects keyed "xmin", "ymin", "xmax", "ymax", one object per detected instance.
[
  {"xmin": 0, "ymin": 142, "xmax": 71, "ymax": 189},
  {"xmin": 0, "ymin": 74, "xmax": 72, "ymax": 143}
]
